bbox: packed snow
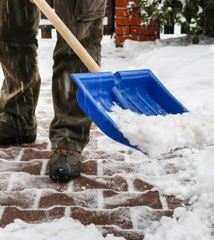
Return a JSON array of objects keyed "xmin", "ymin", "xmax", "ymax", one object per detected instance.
[
  {"xmin": 0, "ymin": 30, "xmax": 214, "ymax": 239},
  {"xmin": 0, "ymin": 218, "xmax": 124, "ymax": 240}
]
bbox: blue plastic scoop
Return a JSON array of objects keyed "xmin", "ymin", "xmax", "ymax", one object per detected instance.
[{"xmin": 71, "ymin": 69, "xmax": 188, "ymax": 150}]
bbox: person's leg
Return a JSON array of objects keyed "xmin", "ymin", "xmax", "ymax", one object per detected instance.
[
  {"xmin": 0, "ymin": 0, "xmax": 41, "ymax": 145},
  {"xmin": 49, "ymin": 0, "xmax": 106, "ymax": 180}
]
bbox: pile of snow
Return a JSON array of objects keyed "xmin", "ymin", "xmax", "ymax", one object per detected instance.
[
  {"xmin": 144, "ymin": 207, "xmax": 212, "ymax": 240},
  {"xmin": 109, "ymin": 105, "xmax": 214, "ymax": 157},
  {"xmin": 0, "ymin": 218, "xmax": 125, "ymax": 240}
]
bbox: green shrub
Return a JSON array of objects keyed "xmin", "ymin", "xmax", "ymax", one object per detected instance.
[{"xmin": 128, "ymin": 0, "xmax": 214, "ymax": 36}]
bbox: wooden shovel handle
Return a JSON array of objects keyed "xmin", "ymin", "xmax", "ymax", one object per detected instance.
[{"xmin": 33, "ymin": 0, "xmax": 102, "ymax": 73}]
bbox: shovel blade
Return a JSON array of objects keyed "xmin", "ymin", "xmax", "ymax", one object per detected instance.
[{"xmin": 71, "ymin": 69, "xmax": 188, "ymax": 150}]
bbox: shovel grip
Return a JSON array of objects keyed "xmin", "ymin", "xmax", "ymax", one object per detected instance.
[{"xmin": 33, "ymin": 0, "xmax": 102, "ymax": 73}]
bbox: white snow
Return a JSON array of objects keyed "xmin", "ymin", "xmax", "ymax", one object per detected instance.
[
  {"xmin": 0, "ymin": 31, "xmax": 214, "ymax": 239},
  {"xmin": 0, "ymin": 218, "xmax": 124, "ymax": 240}
]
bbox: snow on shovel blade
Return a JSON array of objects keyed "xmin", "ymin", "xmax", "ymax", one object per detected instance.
[{"xmin": 71, "ymin": 69, "xmax": 188, "ymax": 150}]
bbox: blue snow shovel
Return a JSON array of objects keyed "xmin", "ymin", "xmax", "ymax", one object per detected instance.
[
  {"xmin": 34, "ymin": 0, "xmax": 188, "ymax": 150},
  {"xmin": 71, "ymin": 70, "xmax": 188, "ymax": 150}
]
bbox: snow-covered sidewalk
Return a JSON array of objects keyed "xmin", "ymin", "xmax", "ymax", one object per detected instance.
[{"xmin": 0, "ymin": 34, "xmax": 213, "ymax": 239}]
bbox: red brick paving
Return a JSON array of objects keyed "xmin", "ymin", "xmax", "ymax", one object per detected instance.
[
  {"xmin": 0, "ymin": 121, "xmax": 186, "ymax": 239},
  {"xmin": 0, "ymin": 82, "xmax": 186, "ymax": 240}
]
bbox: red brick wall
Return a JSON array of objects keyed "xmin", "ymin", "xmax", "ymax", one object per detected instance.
[{"xmin": 115, "ymin": 0, "xmax": 160, "ymax": 46}]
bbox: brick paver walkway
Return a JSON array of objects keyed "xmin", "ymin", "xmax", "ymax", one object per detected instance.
[
  {"xmin": 0, "ymin": 124, "xmax": 185, "ymax": 239},
  {"xmin": 0, "ymin": 63, "xmax": 185, "ymax": 240}
]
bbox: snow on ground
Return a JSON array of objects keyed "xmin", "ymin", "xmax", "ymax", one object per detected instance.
[
  {"xmin": 102, "ymin": 36, "xmax": 214, "ymax": 239},
  {"xmin": 0, "ymin": 32, "xmax": 214, "ymax": 239},
  {"xmin": 0, "ymin": 218, "xmax": 124, "ymax": 240}
]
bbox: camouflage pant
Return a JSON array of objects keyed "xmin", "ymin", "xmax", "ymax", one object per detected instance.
[{"xmin": 0, "ymin": 0, "xmax": 106, "ymax": 152}]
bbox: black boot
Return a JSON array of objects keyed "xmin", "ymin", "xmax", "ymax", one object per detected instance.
[{"xmin": 49, "ymin": 148, "xmax": 82, "ymax": 181}]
